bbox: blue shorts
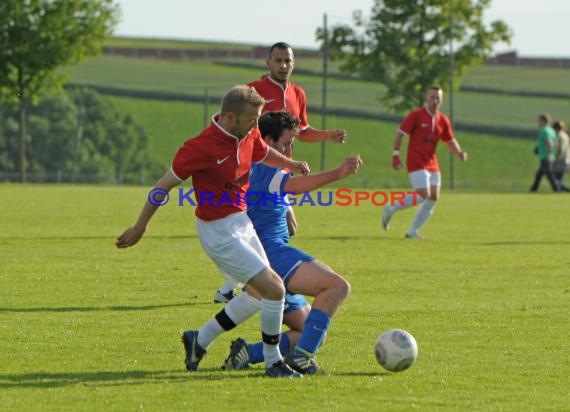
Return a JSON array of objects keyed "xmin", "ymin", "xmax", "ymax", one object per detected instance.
[
  {"xmin": 284, "ymin": 293, "xmax": 309, "ymax": 314},
  {"xmin": 264, "ymin": 241, "xmax": 314, "ymax": 286}
]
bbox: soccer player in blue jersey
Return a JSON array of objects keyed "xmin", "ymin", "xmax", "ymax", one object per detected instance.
[
  {"xmin": 223, "ymin": 111, "xmax": 362, "ymax": 374},
  {"xmin": 213, "ymin": 42, "xmax": 348, "ymax": 304}
]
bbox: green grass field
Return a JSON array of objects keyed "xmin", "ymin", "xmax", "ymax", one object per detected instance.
[{"xmin": 1, "ymin": 184, "xmax": 568, "ymax": 411}]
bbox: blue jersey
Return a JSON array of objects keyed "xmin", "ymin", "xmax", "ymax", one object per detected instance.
[
  {"xmin": 247, "ymin": 163, "xmax": 291, "ymax": 244},
  {"xmin": 247, "ymin": 163, "xmax": 314, "ymax": 285}
]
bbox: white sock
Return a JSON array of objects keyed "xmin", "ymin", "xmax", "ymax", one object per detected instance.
[
  {"xmin": 197, "ymin": 318, "xmax": 224, "ymax": 350},
  {"xmin": 408, "ymin": 199, "xmax": 436, "ymax": 234},
  {"xmin": 218, "ymin": 281, "xmax": 235, "ymax": 294},
  {"xmin": 261, "ymin": 298, "xmax": 285, "ymax": 367},
  {"xmin": 387, "ymin": 193, "xmax": 424, "ymax": 215},
  {"xmin": 224, "ymin": 292, "xmax": 260, "ymax": 325},
  {"xmin": 197, "ymin": 293, "xmax": 260, "ymax": 349}
]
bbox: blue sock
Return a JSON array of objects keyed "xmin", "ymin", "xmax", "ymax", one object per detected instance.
[
  {"xmin": 248, "ymin": 333, "xmax": 291, "ymax": 364},
  {"xmin": 296, "ymin": 308, "xmax": 331, "ymax": 355}
]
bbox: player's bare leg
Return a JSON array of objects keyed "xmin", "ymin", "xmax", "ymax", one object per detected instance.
[{"xmin": 284, "ymin": 260, "xmax": 350, "ymax": 374}]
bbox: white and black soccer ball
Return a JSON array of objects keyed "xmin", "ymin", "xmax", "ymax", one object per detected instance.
[{"xmin": 374, "ymin": 328, "xmax": 418, "ymax": 372}]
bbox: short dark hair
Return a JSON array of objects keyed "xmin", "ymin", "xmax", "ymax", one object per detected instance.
[
  {"xmin": 539, "ymin": 113, "xmax": 551, "ymax": 123},
  {"xmin": 268, "ymin": 42, "xmax": 292, "ymax": 58},
  {"xmin": 259, "ymin": 111, "xmax": 300, "ymax": 142}
]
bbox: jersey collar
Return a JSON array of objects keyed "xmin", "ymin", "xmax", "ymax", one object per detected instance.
[
  {"xmin": 423, "ymin": 106, "xmax": 438, "ymax": 117},
  {"xmin": 212, "ymin": 113, "xmax": 239, "ymax": 141},
  {"xmin": 211, "ymin": 113, "xmax": 255, "ymax": 142},
  {"xmin": 265, "ymin": 75, "xmax": 289, "ymax": 91}
]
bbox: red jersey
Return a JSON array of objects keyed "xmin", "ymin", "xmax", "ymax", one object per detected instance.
[
  {"xmin": 248, "ymin": 75, "xmax": 309, "ymax": 129},
  {"xmin": 399, "ymin": 107, "xmax": 455, "ymax": 173},
  {"xmin": 171, "ymin": 115, "xmax": 269, "ymax": 221}
]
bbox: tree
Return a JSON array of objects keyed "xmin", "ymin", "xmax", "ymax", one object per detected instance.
[
  {"xmin": 0, "ymin": 0, "xmax": 119, "ymax": 182},
  {"xmin": 0, "ymin": 88, "xmax": 161, "ymax": 184},
  {"xmin": 317, "ymin": 0, "xmax": 511, "ymax": 112}
]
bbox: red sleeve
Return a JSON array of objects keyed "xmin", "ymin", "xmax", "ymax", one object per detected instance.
[
  {"xmin": 251, "ymin": 130, "xmax": 270, "ymax": 163},
  {"xmin": 171, "ymin": 139, "xmax": 209, "ymax": 181},
  {"xmin": 297, "ymin": 88, "xmax": 309, "ymax": 129},
  {"xmin": 399, "ymin": 110, "xmax": 417, "ymax": 135}
]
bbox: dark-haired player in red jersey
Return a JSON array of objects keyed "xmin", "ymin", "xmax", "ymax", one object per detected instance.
[
  {"xmin": 116, "ymin": 85, "xmax": 309, "ymax": 378},
  {"xmin": 213, "ymin": 42, "xmax": 348, "ymax": 303},
  {"xmin": 382, "ymin": 85, "xmax": 468, "ymax": 239},
  {"xmin": 249, "ymin": 41, "xmax": 346, "ymax": 144}
]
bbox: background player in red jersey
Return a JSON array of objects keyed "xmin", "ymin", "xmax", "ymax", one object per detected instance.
[
  {"xmin": 249, "ymin": 41, "xmax": 346, "ymax": 144},
  {"xmin": 116, "ymin": 85, "xmax": 310, "ymax": 378},
  {"xmin": 382, "ymin": 85, "xmax": 468, "ymax": 239}
]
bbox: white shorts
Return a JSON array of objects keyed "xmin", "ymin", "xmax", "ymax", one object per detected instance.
[
  {"xmin": 408, "ymin": 169, "xmax": 441, "ymax": 190},
  {"xmin": 197, "ymin": 211, "xmax": 269, "ymax": 287}
]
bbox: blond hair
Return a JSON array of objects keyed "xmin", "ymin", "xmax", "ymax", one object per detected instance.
[{"xmin": 221, "ymin": 85, "xmax": 264, "ymax": 115}]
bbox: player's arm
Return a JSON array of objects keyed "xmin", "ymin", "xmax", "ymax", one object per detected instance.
[
  {"xmin": 446, "ymin": 139, "xmax": 468, "ymax": 161},
  {"xmin": 297, "ymin": 127, "xmax": 347, "ymax": 144},
  {"xmin": 115, "ymin": 169, "xmax": 180, "ymax": 249},
  {"xmin": 284, "ymin": 155, "xmax": 362, "ymax": 194},
  {"xmin": 286, "ymin": 206, "xmax": 297, "ymax": 237},
  {"xmin": 391, "ymin": 130, "xmax": 406, "ymax": 170},
  {"xmin": 262, "ymin": 147, "xmax": 310, "ymax": 175},
  {"xmin": 545, "ymin": 135, "xmax": 555, "ymax": 158}
]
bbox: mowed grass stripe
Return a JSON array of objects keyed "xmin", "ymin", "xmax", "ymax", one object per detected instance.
[{"xmin": 1, "ymin": 185, "xmax": 568, "ymax": 411}]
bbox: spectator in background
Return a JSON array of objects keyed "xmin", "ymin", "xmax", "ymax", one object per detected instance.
[
  {"xmin": 530, "ymin": 113, "xmax": 560, "ymax": 192},
  {"xmin": 552, "ymin": 120, "xmax": 570, "ymax": 192}
]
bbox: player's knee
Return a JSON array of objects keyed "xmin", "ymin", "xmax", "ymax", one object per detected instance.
[
  {"xmin": 256, "ymin": 268, "xmax": 285, "ymax": 300},
  {"xmin": 332, "ymin": 275, "xmax": 351, "ymax": 300},
  {"xmin": 341, "ymin": 278, "xmax": 351, "ymax": 299},
  {"xmin": 269, "ymin": 280, "xmax": 285, "ymax": 300}
]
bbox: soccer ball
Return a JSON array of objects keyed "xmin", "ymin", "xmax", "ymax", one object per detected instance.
[{"xmin": 374, "ymin": 329, "xmax": 418, "ymax": 372}]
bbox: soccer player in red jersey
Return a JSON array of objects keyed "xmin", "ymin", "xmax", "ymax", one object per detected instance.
[
  {"xmin": 382, "ymin": 85, "xmax": 468, "ymax": 239},
  {"xmin": 116, "ymin": 85, "xmax": 310, "ymax": 378},
  {"xmin": 248, "ymin": 41, "xmax": 346, "ymax": 144},
  {"xmin": 213, "ymin": 42, "xmax": 348, "ymax": 303}
]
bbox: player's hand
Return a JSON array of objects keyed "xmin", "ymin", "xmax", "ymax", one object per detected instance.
[
  {"xmin": 338, "ymin": 154, "xmax": 363, "ymax": 177},
  {"xmin": 459, "ymin": 151, "xmax": 468, "ymax": 161},
  {"xmin": 328, "ymin": 129, "xmax": 347, "ymax": 144},
  {"xmin": 392, "ymin": 155, "xmax": 402, "ymax": 170},
  {"xmin": 291, "ymin": 160, "xmax": 310, "ymax": 176},
  {"xmin": 116, "ymin": 226, "xmax": 145, "ymax": 249}
]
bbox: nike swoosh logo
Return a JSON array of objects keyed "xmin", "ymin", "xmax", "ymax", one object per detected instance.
[
  {"xmin": 216, "ymin": 156, "xmax": 230, "ymax": 165},
  {"xmin": 265, "ymin": 98, "xmax": 276, "ymax": 104}
]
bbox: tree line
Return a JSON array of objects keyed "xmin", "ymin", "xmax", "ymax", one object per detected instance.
[{"xmin": 0, "ymin": 87, "xmax": 162, "ymax": 183}]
